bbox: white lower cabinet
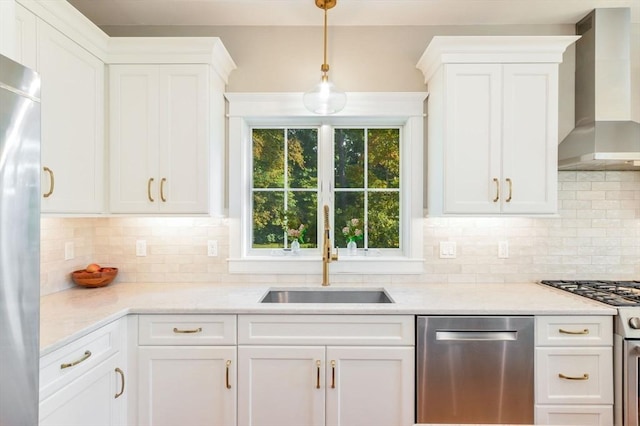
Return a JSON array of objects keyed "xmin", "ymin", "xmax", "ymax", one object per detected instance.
[
  {"xmin": 535, "ymin": 316, "xmax": 614, "ymax": 425},
  {"xmin": 136, "ymin": 314, "xmax": 237, "ymax": 426},
  {"xmin": 39, "ymin": 319, "xmax": 127, "ymax": 426},
  {"xmin": 237, "ymin": 315, "xmax": 415, "ymax": 426},
  {"xmin": 138, "ymin": 346, "xmax": 236, "ymax": 426}
]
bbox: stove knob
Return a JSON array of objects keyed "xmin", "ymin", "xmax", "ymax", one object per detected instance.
[{"xmin": 629, "ymin": 317, "xmax": 640, "ymax": 329}]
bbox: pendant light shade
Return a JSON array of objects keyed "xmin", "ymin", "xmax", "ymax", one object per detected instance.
[
  {"xmin": 303, "ymin": 0, "xmax": 346, "ymax": 115},
  {"xmin": 303, "ymin": 76, "xmax": 347, "ymax": 115}
]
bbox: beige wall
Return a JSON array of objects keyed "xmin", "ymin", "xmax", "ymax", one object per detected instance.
[{"xmin": 101, "ymin": 23, "xmax": 640, "ymax": 139}]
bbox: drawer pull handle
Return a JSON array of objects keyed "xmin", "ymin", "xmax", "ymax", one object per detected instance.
[
  {"xmin": 60, "ymin": 350, "xmax": 92, "ymax": 369},
  {"xmin": 559, "ymin": 328, "xmax": 589, "ymax": 335},
  {"xmin": 160, "ymin": 177, "xmax": 167, "ymax": 202},
  {"xmin": 173, "ymin": 327, "xmax": 202, "ymax": 334},
  {"xmin": 559, "ymin": 373, "xmax": 589, "ymax": 381},
  {"xmin": 505, "ymin": 178, "xmax": 512, "ymax": 202},
  {"xmin": 331, "ymin": 360, "xmax": 336, "ymax": 389},
  {"xmin": 43, "ymin": 167, "xmax": 54, "ymax": 198},
  {"xmin": 316, "ymin": 360, "xmax": 321, "ymax": 389},
  {"xmin": 147, "ymin": 178, "xmax": 155, "ymax": 202},
  {"xmin": 225, "ymin": 360, "xmax": 232, "ymax": 389},
  {"xmin": 493, "ymin": 178, "xmax": 499, "ymax": 202},
  {"xmin": 115, "ymin": 367, "xmax": 125, "ymax": 398}
]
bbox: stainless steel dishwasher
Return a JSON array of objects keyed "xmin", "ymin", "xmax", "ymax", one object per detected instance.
[{"xmin": 416, "ymin": 316, "xmax": 534, "ymax": 424}]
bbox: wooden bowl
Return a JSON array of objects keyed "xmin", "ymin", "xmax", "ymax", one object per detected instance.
[{"xmin": 71, "ymin": 267, "xmax": 118, "ymax": 288}]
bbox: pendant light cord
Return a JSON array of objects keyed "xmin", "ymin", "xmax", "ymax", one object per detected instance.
[{"xmin": 322, "ymin": 4, "xmax": 329, "ymax": 76}]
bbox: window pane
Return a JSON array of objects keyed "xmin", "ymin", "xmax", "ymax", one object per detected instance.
[
  {"xmin": 252, "ymin": 191, "xmax": 285, "ymax": 248},
  {"xmin": 288, "ymin": 129, "xmax": 318, "ymax": 189},
  {"xmin": 334, "ymin": 192, "xmax": 365, "ymax": 248},
  {"xmin": 368, "ymin": 128, "xmax": 400, "ymax": 189},
  {"xmin": 368, "ymin": 192, "xmax": 400, "ymax": 249},
  {"xmin": 335, "ymin": 129, "xmax": 364, "ymax": 188},
  {"xmin": 288, "ymin": 191, "xmax": 318, "ymax": 248},
  {"xmin": 253, "ymin": 129, "xmax": 284, "ymax": 188}
]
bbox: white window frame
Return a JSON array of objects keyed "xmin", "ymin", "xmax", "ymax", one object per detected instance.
[{"xmin": 226, "ymin": 92, "xmax": 427, "ymax": 275}]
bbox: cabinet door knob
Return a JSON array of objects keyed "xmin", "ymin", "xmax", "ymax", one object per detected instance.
[
  {"xmin": 316, "ymin": 360, "xmax": 321, "ymax": 389},
  {"xmin": 114, "ymin": 367, "xmax": 125, "ymax": 398},
  {"xmin": 559, "ymin": 328, "xmax": 589, "ymax": 335},
  {"xmin": 225, "ymin": 360, "xmax": 232, "ymax": 389},
  {"xmin": 160, "ymin": 178, "xmax": 167, "ymax": 202},
  {"xmin": 559, "ymin": 373, "xmax": 589, "ymax": 381},
  {"xmin": 147, "ymin": 178, "xmax": 155, "ymax": 202},
  {"xmin": 505, "ymin": 178, "xmax": 513, "ymax": 202},
  {"xmin": 492, "ymin": 178, "xmax": 500, "ymax": 202},
  {"xmin": 43, "ymin": 167, "xmax": 55, "ymax": 198},
  {"xmin": 172, "ymin": 327, "xmax": 202, "ymax": 334},
  {"xmin": 60, "ymin": 350, "xmax": 91, "ymax": 369},
  {"xmin": 330, "ymin": 360, "xmax": 336, "ymax": 389}
]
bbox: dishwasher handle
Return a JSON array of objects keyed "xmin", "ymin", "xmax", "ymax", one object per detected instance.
[{"xmin": 436, "ymin": 330, "xmax": 518, "ymax": 341}]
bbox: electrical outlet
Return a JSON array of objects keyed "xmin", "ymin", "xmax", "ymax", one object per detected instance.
[
  {"xmin": 439, "ymin": 241, "xmax": 456, "ymax": 259},
  {"xmin": 498, "ymin": 240, "xmax": 509, "ymax": 259},
  {"xmin": 136, "ymin": 240, "xmax": 147, "ymax": 257},
  {"xmin": 64, "ymin": 242, "xmax": 74, "ymax": 260},
  {"xmin": 207, "ymin": 240, "xmax": 218, "ymax": 257}
]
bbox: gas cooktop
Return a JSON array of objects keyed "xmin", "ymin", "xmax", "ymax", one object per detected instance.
[{"xmin": 540, "ymin": 280, "xmax": 640, "ymax": 307}]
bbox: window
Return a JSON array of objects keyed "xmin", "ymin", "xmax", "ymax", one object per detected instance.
[
  {"xmin": 252, "ymin": 128, "xmax": 319, "ymax": 250},
  {"xmin": 227, "ymin": 92, "xmax": 426, "ymax": 274},
  {"xmin": 250, "ymin": 126, "xmax": 402, "ymax": 254}
]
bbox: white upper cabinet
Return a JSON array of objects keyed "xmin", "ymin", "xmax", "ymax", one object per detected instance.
[
  {"xmin": 14, "ymin": 3, "xmax": 36, "ymax": 69},
  {"xmin": 109, "ymin": 64, "xmax": 208, "ymax": 214},
  {"xmin": 37, "ymin": 20, "xmax": 105, "ymax": 213},
  {"xmin": 108, "ymin": 38, "xmax": 235, "ymax": 215},
  {"xmin": 13, "ymin": 0, "xmax": 109, "ymax": 214},
  {"xmin": 417, "ymin": 36, "xmax": 579, "ymax": 216}
]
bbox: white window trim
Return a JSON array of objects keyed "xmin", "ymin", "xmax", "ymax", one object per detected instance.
[{"xmin": 226, "ymin": 92, "xmax": 427, "ymax": 275}]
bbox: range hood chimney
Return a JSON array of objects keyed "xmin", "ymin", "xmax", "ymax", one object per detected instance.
[{"xmin": 558, "ymin": 8, "xmax": 640, "ymax": 170}]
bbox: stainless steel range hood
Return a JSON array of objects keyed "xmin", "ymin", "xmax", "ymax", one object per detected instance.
[{"xmin": 558, "ymin": 8, "xmax": 640, "ymax": 171}]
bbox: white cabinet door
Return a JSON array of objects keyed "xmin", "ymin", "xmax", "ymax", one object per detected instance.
[
  {"xmin": 325, "ymin": 346, "xmax": 414, "ymax": 426},
  {"xmin": 37, "ymin": 20, "xmax": 104, "ymax": 213},
  {"xmin": 110, "ymin": 64, "xmax": 209, "ymax": 213},
  {"xmin": 137, "ymin": 346, "xmax": 236, "ymax": 426},
  {"xmin": 443, "ymin": 64, "xmax": 502, "ymax": 214},
  {"xmin": 39, "ymin": 354, "xmax": 125, "ymax": 426},
  {"xmin": 109, "ymin": 65, "xmax": 159, "ymax": 213},
  {"xmin": 158, "ymin": 65, "xmax": 208, "ymax": 213},
  {"xmin": 14, "ymin": 3, "xmax": 36, "ymax": 69},
  {"xmin": 433, "ymin": 62, "xmax": 559, "ymax": 215},
  {"xmin": 238, "ymin": 346, "xmax": 325, "ymax": 426},
  {"xmin": 502, "ymin": 63, "xmax": 558, "ymax": 214}
]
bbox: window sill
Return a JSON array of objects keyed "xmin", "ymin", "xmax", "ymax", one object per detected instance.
[{"xmin": 227, "ymin": 257, "xmax": 424, "ymax": 275}]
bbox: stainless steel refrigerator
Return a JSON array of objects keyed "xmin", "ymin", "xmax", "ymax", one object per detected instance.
[{"xmin": 0, "ymin": 53, "xmax": 41, "ymax": 425}]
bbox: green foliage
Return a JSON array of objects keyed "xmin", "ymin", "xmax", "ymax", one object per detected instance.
[{"xmin": 252, "ymin": 126, "xmax": 400, "ymax": 250}]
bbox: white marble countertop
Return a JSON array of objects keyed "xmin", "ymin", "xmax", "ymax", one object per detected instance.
[{"xmin": 40, "ymin": 281, "xmax": 616, "ymax": 355}]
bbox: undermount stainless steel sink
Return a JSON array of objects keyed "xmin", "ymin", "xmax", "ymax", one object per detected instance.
[{"xmin": 259, "ymin": 288, "xmax": 393, "ymax": 304}]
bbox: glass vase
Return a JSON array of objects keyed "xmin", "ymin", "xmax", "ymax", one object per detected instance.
[
  {"xmin": 291, "ymin": 239, "xmax": 301, "ymax": 254},
  {"xmin": 347, "ymin": 239, "xmax": 357, "ymax": 256}
]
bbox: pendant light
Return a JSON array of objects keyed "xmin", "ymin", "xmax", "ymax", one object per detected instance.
[{"xmin": 303, "ymin": 0, "xmax": 347, "ymax": 115}]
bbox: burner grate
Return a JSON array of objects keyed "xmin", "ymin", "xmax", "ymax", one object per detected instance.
[{"xmin": 540, "ymin": 280, "xmax": 640, "ymax": 307}]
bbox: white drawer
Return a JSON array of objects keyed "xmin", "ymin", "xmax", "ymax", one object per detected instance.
[
  {"xmin": 39, "ymin": 319, "xmax": 124, "ymax": 401},
  {"xmin": 536, "ymin": 404, "xmax": 613, "ymax": 425},
  {"xmin": 238, "ymin": 315, "xmax": 414, "ymax": 346},
  {"xmin": 535, "ymin": 347, "xmax": 613, "ymax": 405},
  {"xmin": 536, "ymin": 316, "xmax": 613, "ymax": 346},
  {"xmin": 138, "ymin": 314, "xmax": 236, "ymax": 345}
]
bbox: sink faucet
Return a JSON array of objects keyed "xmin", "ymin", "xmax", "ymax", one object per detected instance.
[{"xmin": 322, "ymin": 205, "xmax": 338, "ymax": 286}]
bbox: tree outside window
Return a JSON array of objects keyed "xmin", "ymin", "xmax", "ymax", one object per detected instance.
[{"xmin": 251, "ymin": 126, "xmax": 400, "ymax": 251}]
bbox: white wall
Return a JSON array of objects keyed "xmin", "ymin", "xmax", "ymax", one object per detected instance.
[{"xmin": 41, "ymin": 171, "xmax": 640, "ymax": 296}]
